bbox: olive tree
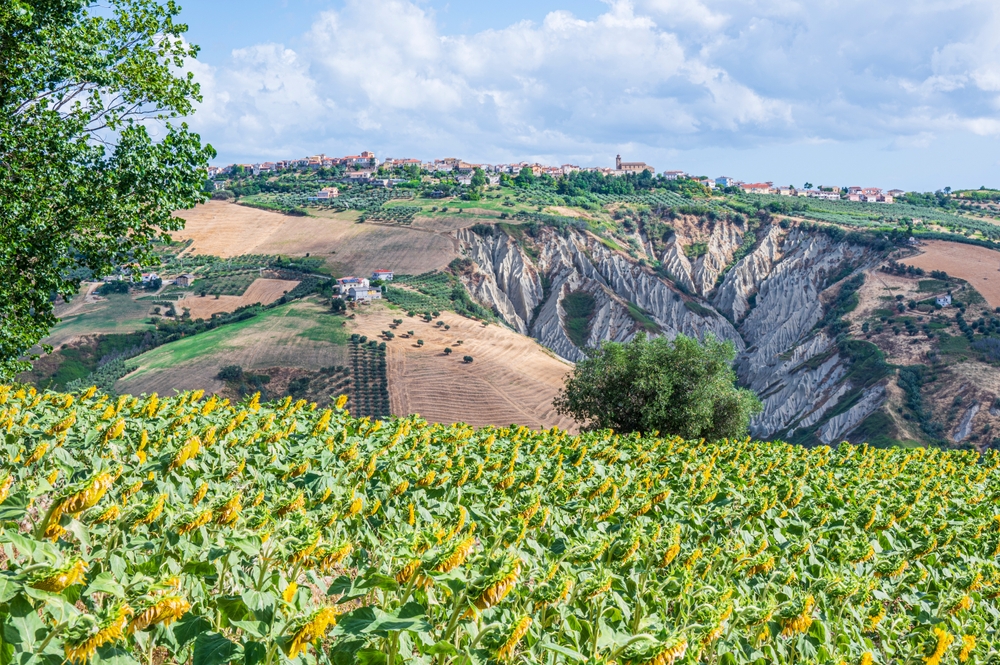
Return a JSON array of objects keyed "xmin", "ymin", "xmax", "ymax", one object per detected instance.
[
  {"xmin": 554, "ymin": 333, "xmax": 762, "ymax": 439},
  {"xmin": 0, "ymin": 0, "xmax": 214, "ymax": 378}
]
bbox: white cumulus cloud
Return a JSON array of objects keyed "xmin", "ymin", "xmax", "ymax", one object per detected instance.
[{"xmin": 185, "ymin": 0, "xmax": 1000, "ymax": 177}]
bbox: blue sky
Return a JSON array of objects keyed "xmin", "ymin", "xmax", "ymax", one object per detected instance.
[{"xmin": 179, "ymin": 0, "xmax": 1000, "ymax": 191}]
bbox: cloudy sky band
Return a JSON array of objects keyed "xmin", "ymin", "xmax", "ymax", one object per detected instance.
[{"xmin": 182, "ymin": 0, "xmax": 1000, "ymax": 191}]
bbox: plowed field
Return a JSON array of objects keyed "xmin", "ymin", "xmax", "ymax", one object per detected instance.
[{"xmin": 347, "ymin": 304, "xmax": 576, "ymax": 430}]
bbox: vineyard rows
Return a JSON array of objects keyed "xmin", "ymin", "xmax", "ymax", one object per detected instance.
[
  {"xmin": 347, "ymin": 337, "xmax": 390, "ymax": 419},
  {"xmin": 1, "ymin": 385, "xmax": 999, "ymax": 665}
]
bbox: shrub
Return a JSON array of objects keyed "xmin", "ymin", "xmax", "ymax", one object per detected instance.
[
  {"xmin": 96, "ymin": 280, "xmax": 130, "ymax": 295},
  {"xmin": 463, "ymin": 355, "xmax": 473, "ymax": 363},
  {"xmin": 217, "ymin": 365, "xmax": 244, "ymax": 382}
]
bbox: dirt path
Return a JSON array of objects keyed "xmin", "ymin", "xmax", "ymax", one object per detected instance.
[{"xmin": 55, "ymin": 283, "xmax": 101, "ymax": 320}]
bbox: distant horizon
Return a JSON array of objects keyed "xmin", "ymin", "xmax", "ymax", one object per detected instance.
[
  {"xmin": 178, "ymin": 0, "xmax": 1000, "ymax": 192},
  {"xmin": 206, "ymin": 151, "xmax": 975, "ymax": 194}
]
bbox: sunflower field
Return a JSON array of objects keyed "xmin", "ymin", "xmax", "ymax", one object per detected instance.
[{"xmin": 1, "ymin": 384, "xmax": 1000, "ymax": 665}]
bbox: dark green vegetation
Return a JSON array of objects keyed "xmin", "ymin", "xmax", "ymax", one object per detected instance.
[
  {"xmin": 897, "ymin": 365, "xmax": 945, "ymax": 443},
  {"xmin": 682, "ymin": 301, "xmax": 716, "ymax": 318},
  {"xmin": 555, "ymin": 334, "xmax": 762, "ymax": 439},
  {"xmin": 216, "ymin": 364, "xmax": 273, "ymax": 398},
  {"xmin": 0, "ymin": 0, "xmax": 213, "ymax": 378},
  {"xmin": 561, "ymin": 291, "xmax": 596, "ymax": 348},
  {"xmin": 25, "ymin": 332, "xmax": 157, "ymax": 392},
  {"xmin": 819, "ymin": 273, "xmax": 865, "ymax": 336},
  {"xmin": 626, "ymin": 303, "xmax": 661, "ymax": 333}
]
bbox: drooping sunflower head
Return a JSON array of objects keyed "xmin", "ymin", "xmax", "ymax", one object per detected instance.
[
  {"xmin": 30, "ymin": 557, "xmax": 88, "ymax": 593},
  {"xmin": 63, "ymin": 604, "xmax": 132, "ymax": 664},
  {"xmin": 618, "ymin": 633, "xmax": 688, "ymax": 665}
]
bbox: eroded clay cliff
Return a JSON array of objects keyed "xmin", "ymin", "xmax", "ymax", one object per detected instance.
[{"xmin": 455, "ymin": 222, "xmax": 883, "ymax": 442}]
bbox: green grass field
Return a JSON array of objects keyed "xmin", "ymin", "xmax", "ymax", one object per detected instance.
[
  {"xmin": 120, "ymin": 300, "xmax": 350, "ymax": 390},
  {"xmin": 47, "ymin": 293, "xmax": 154, "ymax": 346}
]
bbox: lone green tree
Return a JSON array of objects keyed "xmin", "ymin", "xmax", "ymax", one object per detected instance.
[
  {"xmin": 0, "ymin": 0, "xmax": 215, "ymax": 378},
  {"xmin": 554, "ymin": 334, "xmax": 762, "ymax": 439}
]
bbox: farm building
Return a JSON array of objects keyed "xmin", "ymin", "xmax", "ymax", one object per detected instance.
[
  {"xmin": 174, "ymin": 274, "xmax": 195, "ymax": 287},
  {"xmin": 937, "ymin": 294, "xmax": 952, "ymax": 307},
  {"xmin": 347, "ymin": 285, "xmax": 382, "ymax": 302},
  {"xmin": 335, "ymin": 276, "xmax": 368, "ymax": 295},
  {"xmin": 372, "ymin": 269, "xmax": 394, "ymax": 281}
]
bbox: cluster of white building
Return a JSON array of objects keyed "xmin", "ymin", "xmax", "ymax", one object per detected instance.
[
  {"xmin": 335, "ymin": 270, "xmax": 394, "ymax": 302},
  {"xmin": 730, "ymin": 182, "xmax": 903, "ymax": 203}
]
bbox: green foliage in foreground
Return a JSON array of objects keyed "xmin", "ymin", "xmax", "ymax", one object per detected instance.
[
  {"xmin": 2, "ymin": 386, "xmax": 1000, "ymax": 665},
  {"xmin": 0, "ymin": 0, "xmax": 214, "ymax": 379},
  {"xmin": 555, "ymin": 334, "xmax": 762, "ymax": 439}
]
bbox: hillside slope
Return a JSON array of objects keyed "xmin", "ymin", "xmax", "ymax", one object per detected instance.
[
  {"xmin": 455, "ymin": 218, "xmax": 1000, "ymax": 448},
  {"xmin": 28, "ymin": 198, "xmax": 1000, "ymax": 447}
]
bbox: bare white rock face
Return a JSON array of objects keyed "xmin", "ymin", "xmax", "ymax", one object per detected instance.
[{"xmin": 456, "ymin": 222, "xmax": 880, "ymax": 440}]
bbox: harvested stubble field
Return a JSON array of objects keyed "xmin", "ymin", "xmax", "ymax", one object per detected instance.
[
  {"xmin": 173, "ymin": 202, "xmax": 459, "ymax": 276},
  {"xmin": 906, "ymin": 240, "xmax": 1000, "ymax": 308},
  {"xmin": 347, "ymin": 304, "xmax": 576, "ymax": 430},
  {"xmin": 179, "ymin": 278, "xmax": 300, "ymax": 319}
]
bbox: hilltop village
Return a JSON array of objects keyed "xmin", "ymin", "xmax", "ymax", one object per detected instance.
[{"xmin": 207, "ymin": 151, "xmax": 905, "ymax": 202}]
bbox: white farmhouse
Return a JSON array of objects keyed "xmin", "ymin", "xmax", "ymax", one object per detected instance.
[{"xmin": 348, "ymin": 285, "xmax": 382, "ymax": 302}]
